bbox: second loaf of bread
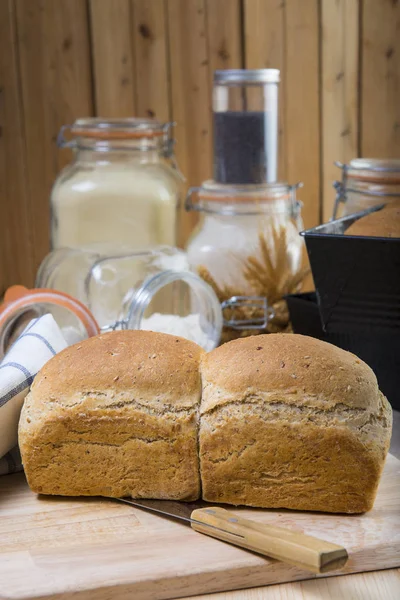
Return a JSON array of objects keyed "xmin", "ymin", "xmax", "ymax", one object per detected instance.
[{"xmin": 199, "ymin": 334, "xmax": 392, "ymax": 513}]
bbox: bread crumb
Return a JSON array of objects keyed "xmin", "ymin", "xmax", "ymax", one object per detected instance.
[{"xmin": 291, "ymin": 374, "xmax": 297, "ymax": 379}]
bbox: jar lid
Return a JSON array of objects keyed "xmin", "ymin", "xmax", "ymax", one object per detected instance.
[
  {"xmin": 214, "ymin": 69, "xmax": 280, "ymax": 85},
  {"xmin": 0, "ymin": 286, "xmax": 100, "ymax": 355},
  {"xmin": 186, "ymin": 180, "xmax": 301, "ymax": 215},
  {"xmin": 337, "ymin": 158, "xmax": 400, "ymax": 184},
  {"xmin": 193, "ymin": 180, "xmax": 296, "ymax": 201},
  {"xmin": 69, "ymin": 118, "xmax": 168, "ymax": 140},
  {"xmin": 349, "ymin": 158, "xmax": 400, "ymax": 171}
]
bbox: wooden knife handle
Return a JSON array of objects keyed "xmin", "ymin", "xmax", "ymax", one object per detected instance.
[{"xmin": 190, "ymin": 507, "xmax": 348, "ymax": 574}]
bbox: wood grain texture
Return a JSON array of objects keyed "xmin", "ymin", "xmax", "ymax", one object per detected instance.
[
  {"xmin": 285, "ymin": 0, "xmax": 321, "ymax": 229},
  {"xmin": 89, "ymin": 0, "xmax": 135, "ymax": 117},
  {"xmin": 205, "ymin": 0, "xmax": 242, "ymax": 183},
  {"xmin": 244, "ymin": 0, "xmax": 286, "ymax": 181},
  {"xmin": 206, "ymin": 0, "xmax": 242, "ymax": 79},
  {"xmin": 1, "ymin": 0, "xmax": 400, "ymax": 287},
  {"xmin": 132, "ymin": 0, "xmax": 171, "ymax": 122},
  {"xmin": 15, "ymin": 0, "xmax": 93, "ymax": 277},
  {"xmin": 191, "ymin": 506, "xmax": 348, "ymax": 574},
  {"xmin": 0, "ymin": 454, "xmax": 399, "ymax": 600},
  {"xmin": 321, "ymin": 0, "xmax": 360, "ymax": 221},
  {"xmin": 190, "ymin": 568, "xmax": 400, "ymax": 600},
  {"xmin": 361, "ymin": 0, "xmax": 400, "ymax": 157},
  {"xmin": 167, "ymin": 0, "xmax": 212, "ymax": 246},
  {"xmin": 0, "ymin": 0, "xmax": 33, "ymax": 294}
]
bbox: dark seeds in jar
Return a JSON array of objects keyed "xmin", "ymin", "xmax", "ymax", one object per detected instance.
[{"xmin": 213, "ymin": 111, "xmax": 267, "ymax": 185}]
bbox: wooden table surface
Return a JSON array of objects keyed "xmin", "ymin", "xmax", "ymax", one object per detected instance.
[
  {"xmin": 191, "ymin": 413, "xmax": 400, "ymax": 600},
  {"xmin": 2, "ymin": 413, "xmax": 399, "ymax": 600}
]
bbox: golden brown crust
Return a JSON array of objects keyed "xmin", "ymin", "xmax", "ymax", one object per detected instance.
[
  {"xmin": 199, "ymin": 334, "xmax": 392, "ymax": 513},
  {"xmin": 19, "ymin": 331, "xmax": 203, "ymax": 500},
  {"xmin": 30, "ymin": 330, "xmax": 203, "ymax": 411},
  {"xmin": 345, "ymin": 204, "xmax": 400, "ymax": 238},
  {"xmin": 200, "ymin": 334, "xmax": 379, "ymax": 413}
]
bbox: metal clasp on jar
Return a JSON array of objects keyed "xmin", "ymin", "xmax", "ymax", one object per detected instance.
[
  {"xmin": 221, "ymin": 296, "xmax": 274, "ymax": 330},
  {"xmin": 57, "ymin": 125, "xmax": 76, "ymax": 149},
  {"xmin": 332, "ymin": 162, "xmax": 350, "ymax": 220},
  {"xmin": 161, "ymin": 122, "xmax": 186, "ymax": 181},
  {"xmin": 289, "ymin": 182, "xmax": 304, "ymax": 223}
]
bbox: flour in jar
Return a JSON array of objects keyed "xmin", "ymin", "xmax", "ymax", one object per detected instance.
[{"xmin": 140, "ymin": 313, "xmax": 214, "ymax": 351}]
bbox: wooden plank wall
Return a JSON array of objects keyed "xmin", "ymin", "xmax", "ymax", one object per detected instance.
[{"xmin": 0, "ymin": 0, "xmax": 399, "ymax": 294}]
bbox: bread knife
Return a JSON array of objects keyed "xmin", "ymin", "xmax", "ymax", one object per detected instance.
[{"xmin": 114, "ymin": 498, "xmax": 348, "ymax": 574}]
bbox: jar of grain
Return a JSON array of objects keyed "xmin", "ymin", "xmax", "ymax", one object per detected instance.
[
  {"xmin": 333, "ymin": 159, "xmax": 400, "ymax": 218},
  {"xmin": 185, "ymin": 181, "xmax": 307, "ymax": 342},
  {"xmin": 213, "ymin": 69, "xmax": 280, "ymax": 184},
  {"xmin": 51, "ymin": 118, "xmax": 182, "ymax": 251}
]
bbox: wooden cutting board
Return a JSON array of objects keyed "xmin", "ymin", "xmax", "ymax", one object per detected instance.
[{"xmin": 1, "ymin": 454, "xmax": 399, "ymax": 600}]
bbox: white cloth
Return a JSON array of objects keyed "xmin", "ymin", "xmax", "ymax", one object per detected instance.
[{"xmin": 0, "ymin": 314, "xmax": 68, "ymax": 475}]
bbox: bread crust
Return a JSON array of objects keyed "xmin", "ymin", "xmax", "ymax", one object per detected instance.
[
  {"xmin": 19, "ymin": 331, "xmax": 392, "ymax": 512},
  {"xmin": 199, "ymin": 334, "xmax": 392, "ymax": 513},
  {"xmin": 345, "ymin": 204, "xmax": 400, "ymax": 238},
  {"xmin": 19, "ymin": 331, "xmax": 203, "ymax": 499}
]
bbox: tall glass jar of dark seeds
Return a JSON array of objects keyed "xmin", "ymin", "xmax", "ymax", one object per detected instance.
[{"xmin": 213, "ymin": 69, "xmax": 280, "ymax": 185}]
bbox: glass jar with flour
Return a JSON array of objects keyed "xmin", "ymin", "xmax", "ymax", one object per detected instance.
[
  {"xmin": 27, "ymin": 245, "xmax": 274, "ymax": 350},
  {"xmin": 51, "ymin": 118, "xmax": 182, "ymax": 250},
  {"xmin": 34, "ymin": 246, "xmax": 221, "ymax": 350}
]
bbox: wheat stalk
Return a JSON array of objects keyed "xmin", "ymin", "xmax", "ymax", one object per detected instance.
[{"xmin": 197, "ymin": 223, "xmax": 309, "ymax": 341}]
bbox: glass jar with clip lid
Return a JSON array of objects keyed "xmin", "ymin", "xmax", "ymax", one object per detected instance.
[
  {"xmin": 51, "ymin": 117, "xmax": 183, "ymax": 251},
  {"xmin": 0, "ymin": 246, "xmax": 276, "ymax": 356},
  {"xmin": 332, "ymin": 158, "xmax": 400, "ymax": 219},
  {"xmin": 185, "ymin": 181, "xmax": 307, "ymax": 343},
  {"xmin": 213, "ymin": 69, "xmax": 280, "ymax": 185}
]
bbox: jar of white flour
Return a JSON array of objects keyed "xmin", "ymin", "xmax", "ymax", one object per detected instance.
[{"xmin": 51, "ymin": 118, "xmax": 182, "ymax": 251}]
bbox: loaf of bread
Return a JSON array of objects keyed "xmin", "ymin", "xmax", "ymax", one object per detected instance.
[
  {"xmin": 345, "ymin": 204, "xmax": 400, "ymax": 238},
  {"xmin": 19, "ymin": 330, "xmax": 392, "ymax": 513},
  {"xmin": 19, "ymin": 330, "xmax": 203, "ymax": 500},
  {"xmin": 199, "ymin": 334, "xmax": 392, "ymax": 513}
]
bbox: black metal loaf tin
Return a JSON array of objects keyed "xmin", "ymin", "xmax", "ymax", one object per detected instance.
[
  {"xmin": 291, "ymin": 205, "xmax": 400, "ymax": 409},
  {"xmin": 285, "ymin": 291, "xmax": 399, "ymax": 410},
  {"xmin": 300, "ymin": 206, "xmax": 400, "ymax": 336}
]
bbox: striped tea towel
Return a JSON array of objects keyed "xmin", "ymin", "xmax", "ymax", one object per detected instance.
[{"xmin": 0, "ymin": 314, "xmax": 68, "ymax": 475}]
